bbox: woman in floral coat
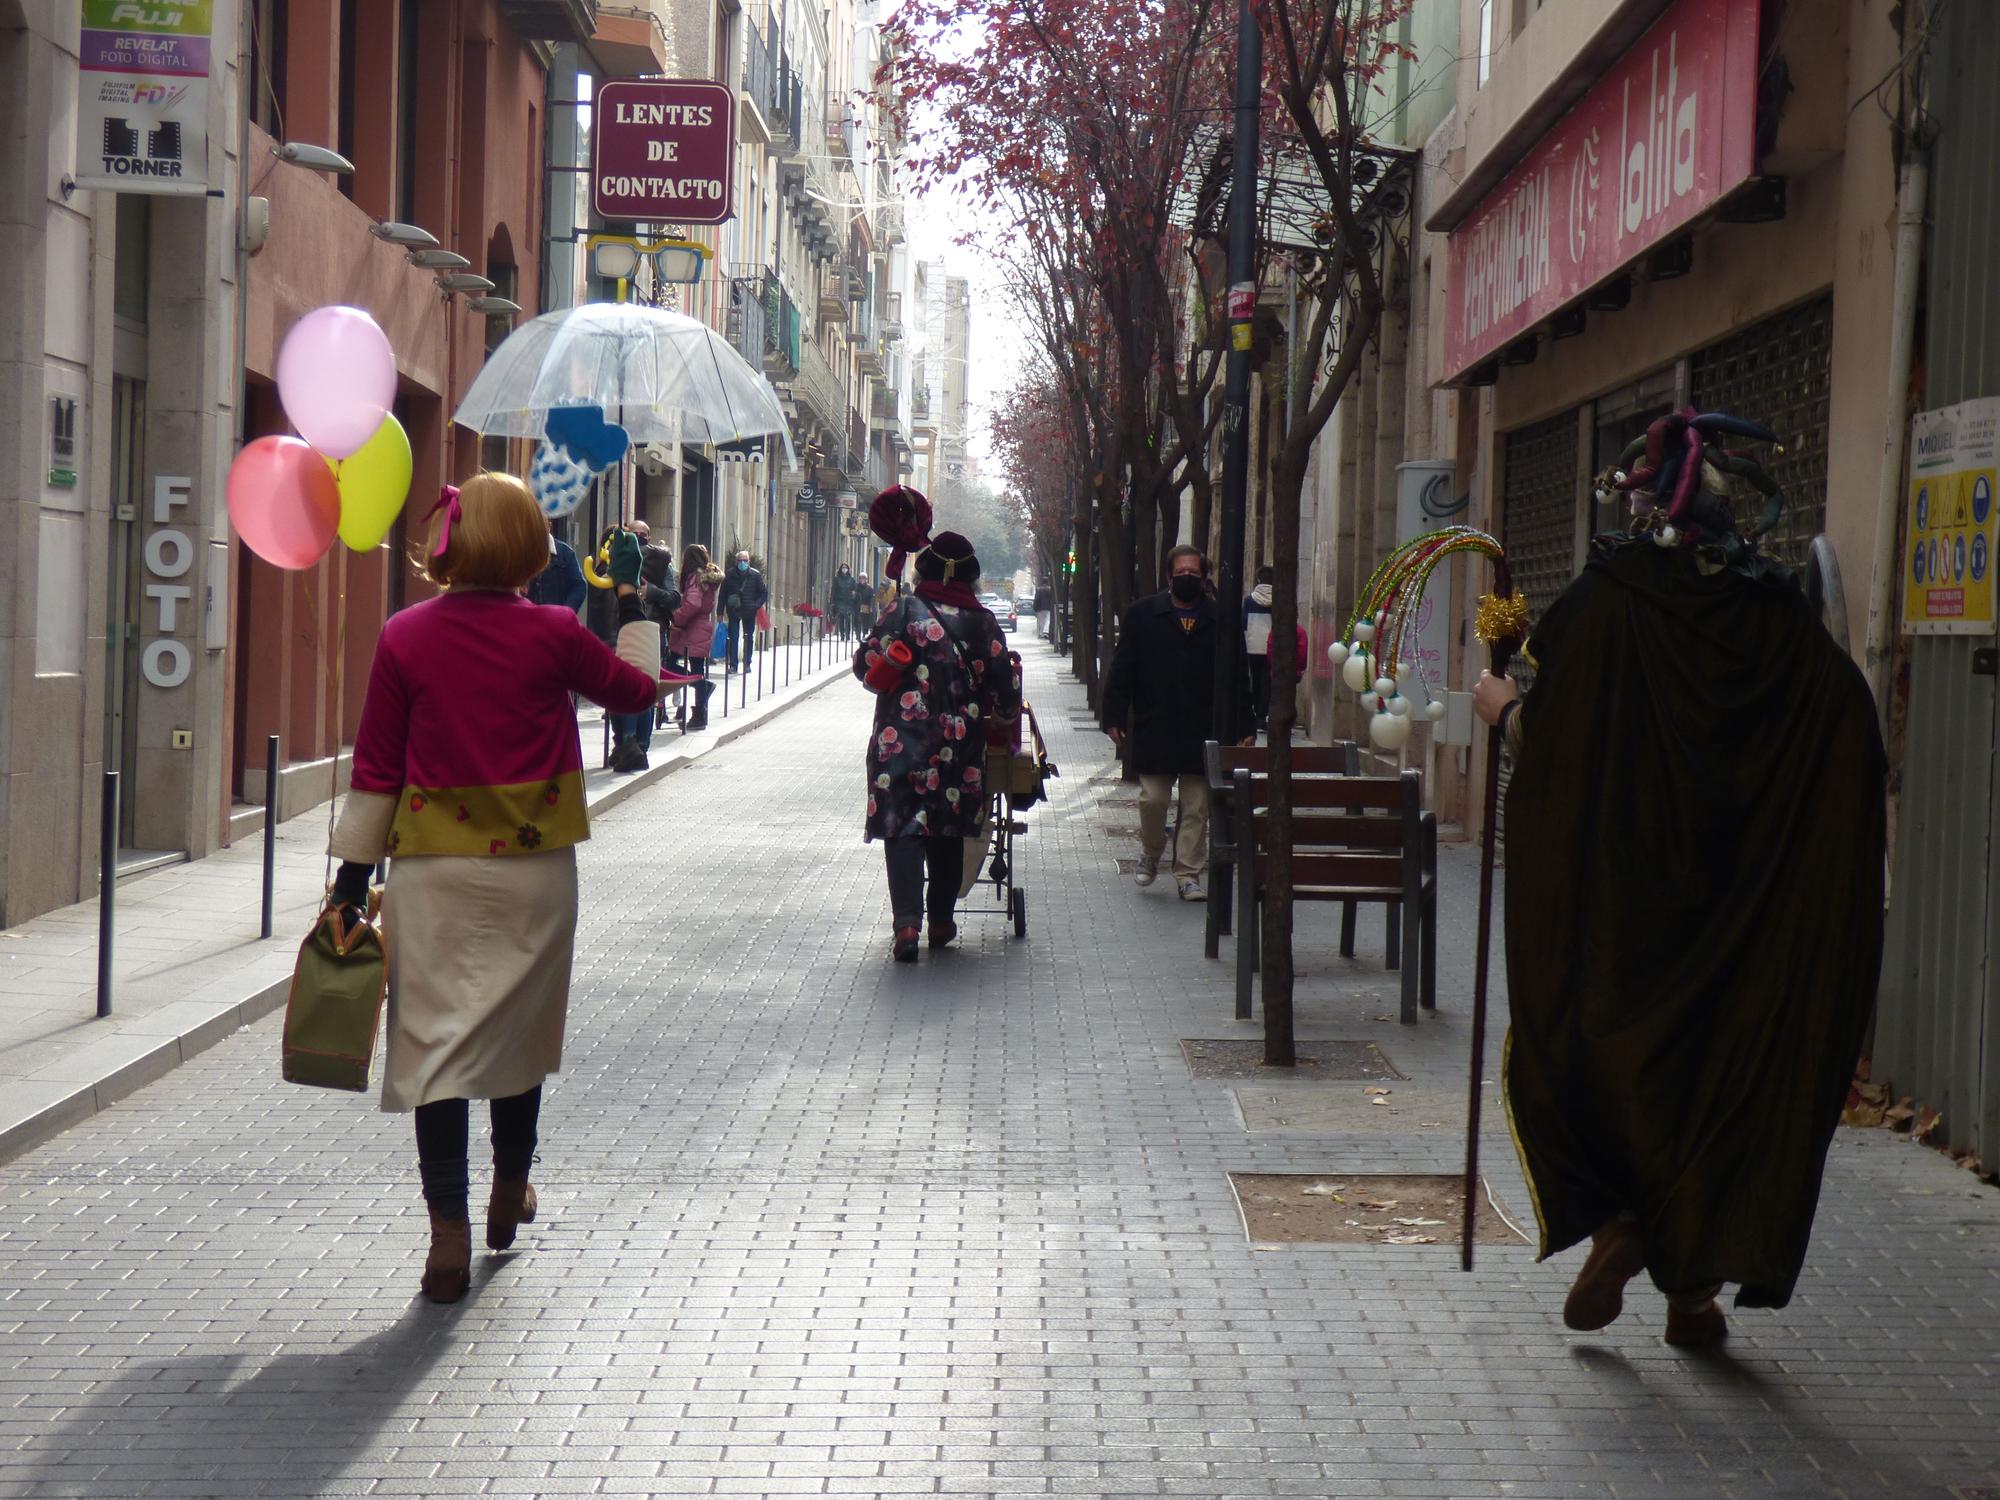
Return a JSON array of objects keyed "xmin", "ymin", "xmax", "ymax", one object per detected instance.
[{"xmin": 853, "ymin": 530, "xmax": 1020, "ymax": 960}]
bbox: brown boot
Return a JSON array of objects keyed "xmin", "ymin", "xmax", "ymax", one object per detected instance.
[
  {"xmin": 422, "ymin": 1211, "xmax": 471, "ymax": 1303},
  {"xmin": 1562, "ymin": 1219, "xmax": 1646, "ymax": 1331},
  {"xmin": 1664, "ymin": 1289, "xmax": 1729, "ymax": 1347},
  {"xmin": 486, "ymin": 1179, "xmax": 539, "ymax": 1251}
]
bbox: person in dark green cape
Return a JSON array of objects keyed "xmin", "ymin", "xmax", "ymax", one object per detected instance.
[{"xmin": 1473, "ymin": 409, "xmax": 1886, "ymax": 1347}]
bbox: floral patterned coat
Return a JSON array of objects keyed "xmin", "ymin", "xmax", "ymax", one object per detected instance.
[{"xmin": 854, "ymin": 594, "xmax": 1021, "ymax": 841}]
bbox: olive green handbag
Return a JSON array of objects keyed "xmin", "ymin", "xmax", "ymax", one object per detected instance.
[{"xmin": 281, "ymin": 893, "xmax": 388, "ymax": 1092}]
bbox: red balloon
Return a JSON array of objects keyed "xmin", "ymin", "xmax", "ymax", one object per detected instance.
[{"xmin": 227, "ymin": 436, "xmax": 341, "ymax": 570}]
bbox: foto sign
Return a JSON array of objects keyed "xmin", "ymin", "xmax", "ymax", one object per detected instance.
[
  {"xmin": 1905, "ymin": 398, "xmax": 2000, "ymax": 636},
  {"xmin": 1442, "ymin": 0, "xmax": 1757, "ymax": 381},
  {"xmin": 592, "ymin": 79, "xmax": 735, "ymax": 225},
  {"xmin": 76, "ymin": 0, "xmax": 214, "ymax": 196}
]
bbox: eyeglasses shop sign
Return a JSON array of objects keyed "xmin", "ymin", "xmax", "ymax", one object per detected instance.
[{"xmin": 592, "ymin": 79, "xmax": 735, "ymax": 225}]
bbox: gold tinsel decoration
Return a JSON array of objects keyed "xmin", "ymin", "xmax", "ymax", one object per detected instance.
[{"xmin": 1474, "ymin": 591, "xmax": 1530, "ymax": 645}]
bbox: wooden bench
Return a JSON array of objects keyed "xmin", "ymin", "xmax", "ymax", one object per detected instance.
[
  {"xmin": 1203, "ymin": 741, "xmax": 1359, "ymax": 959},
  {"xmin": 1230, "ymin": 766, "xmax": 1437, "ymax": 1024}
]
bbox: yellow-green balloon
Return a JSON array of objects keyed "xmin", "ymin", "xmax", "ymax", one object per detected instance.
[{"xmin": 330, "ymin": 414, "xmax": 412, "ymax": 551}]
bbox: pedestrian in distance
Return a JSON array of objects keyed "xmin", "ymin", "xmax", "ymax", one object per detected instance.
[
  {"xmin": 1243, "ymin": 564, "xmax": 1276, "ymax": 732},
  {"xmin": 669, "ymin": 543, "xmax": 725, "ymax": 733},
  {"xmin": 854, "ymin": 513, "xmax": 1021, "ymax": 963},
  {"xmin": 524, "ymin": 515, "xmax": 586, "ymax": 614},
  {"xmin": 607, "ymin": 520, "xmax": 680, "ymax": 773},
  {"xmin": 1471, "ymin": 407, "xmax": 1885, "ymax": 1347},
  {"xmin": 326, "ymin": 472, "xmax": 668, "ymax": 1304},
  {"xmin": 1101, "ymin": 544, "xmax": 1250, "ymax": 902},
  {"xmin": 722, "ymin": 548, "xmax": 768, "ymax": 675},
  {"xmin": 830, "ymin": 562, "xmax": 860, "ymax": 641},
  {"xmin": 1033, "ymin": 580, "xmax": 1054, "ymax": 638}
]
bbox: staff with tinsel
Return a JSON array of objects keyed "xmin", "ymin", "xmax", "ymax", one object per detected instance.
[{"xmin": 1325, "ymin": 525, "xmax": 1528, "ymax": 1270}]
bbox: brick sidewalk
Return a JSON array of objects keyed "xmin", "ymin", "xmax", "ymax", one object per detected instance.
[
  {"xmin": 0, "ymin": 640, "xmax": 851, "ymax": 1163},
  {"xmin": 0, "ymin": 639, "xmax": 1996, "ymax": 1498}
]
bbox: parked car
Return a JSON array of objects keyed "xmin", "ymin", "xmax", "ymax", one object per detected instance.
[{"xmin": 982, "ymin": 593, "xmax": 1018, "ymax": 632}]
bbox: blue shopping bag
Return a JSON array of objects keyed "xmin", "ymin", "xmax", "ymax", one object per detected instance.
[{"xmin": 712, "ymin": 619, "xmax": 730, "ymax": 659}]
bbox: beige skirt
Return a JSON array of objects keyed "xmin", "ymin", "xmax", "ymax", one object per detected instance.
[{"xmin": 378, "ymin": 846, "xmax": 578, "ymax": 1112}]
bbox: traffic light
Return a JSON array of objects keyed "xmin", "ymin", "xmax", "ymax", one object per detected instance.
[{"xmin": 1064, "ymin": 548, "xmax": 1077, "ymax": 575}]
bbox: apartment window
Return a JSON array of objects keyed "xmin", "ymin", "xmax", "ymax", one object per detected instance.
[
  {"xmin": 336, "ymin": 0, "xmax": 357, "ymax": 200},
  {"xmin": 248, "ymin": 0, "xmax": 287, "ymax": 135},
  {"xmin": 396, "ymin": 0, "xmax": 422, "ymax": 223},
  {"xmin": 1477, "ymin": 0, "xmax": 1493, "ymax": 86}
]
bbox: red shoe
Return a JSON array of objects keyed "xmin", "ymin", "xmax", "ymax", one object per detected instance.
[
  {"xmin": 892, "ymin": 926, "xmax": 920, "ymax": 962},
  {"xmin": 1562, "ymin": 1219, "xmax": 1645, "ymax": 1331},
  {"xmin": 927, "ymin": 920, "xmax": 957, "ymax": 949}
]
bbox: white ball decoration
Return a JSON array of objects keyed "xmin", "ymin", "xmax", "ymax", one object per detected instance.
[
  {"xmin": 1341, "ymin": 652, "xmax": 1372, "ymax": 691},
  {"xmin": 1358, "ymin": 691, "xmax": 1380, "ymax": 713},
  {"xmin": 1396, "ymin": 659, "xmax": 1415, "ymax": 680},
  {"xmin": 1369, "ymin": 711, "xmax": 1414, "ymax": 750},
  {"xmin": 1327, "ymin": 641, "xmax": 1350, "ymax": 667},
  {"xmin": 1373, "ymin": 675, "xmax": 1397, "ymax": 698},
  {"xmin": 1655, "ymin": 524, "xmax": 1679, "ymax": 547},
  {"xmin": 1423, "ymin": 699, "xmax": 1448, "ymax": 722},
  {"xmin": 1352, "ymin": 618, "xmax": 1376, "ymax": 643},
  {"xmin": 1387, "ymin": 694, "xmax": 1411, "ymax": 717}
]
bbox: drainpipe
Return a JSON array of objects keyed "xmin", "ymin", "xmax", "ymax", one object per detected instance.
[{"xmin": 1862, "ymin": 27, "xmax": 1933, "ymax": 726}]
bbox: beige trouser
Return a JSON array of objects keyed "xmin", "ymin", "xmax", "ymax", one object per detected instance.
[{"xmin": 1138, "ymin": 773, "xmax": 1209, "ymax": 878}]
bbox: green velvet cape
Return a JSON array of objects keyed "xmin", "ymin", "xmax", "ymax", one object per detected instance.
[{"xmin": 1502, "ymin": 541, "xmax": 1886, "ymax": 1308}]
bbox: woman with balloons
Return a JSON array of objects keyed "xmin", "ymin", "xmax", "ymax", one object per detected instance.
[{"xmin": 325, "ymin": 471, "xmax": 664, "ymax": 1302}]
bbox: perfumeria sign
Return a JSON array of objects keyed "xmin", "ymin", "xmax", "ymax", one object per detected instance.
[
  {"xmin": 1443, "ymin": 0, "xmax": 1757, "ymax": 381},
  {"xmin": 592, "ymin": 79, "xmax": 736, "ymax": 225}
]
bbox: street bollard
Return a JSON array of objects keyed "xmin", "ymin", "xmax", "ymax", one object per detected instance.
[
  {"xmin": 97, "ymin": 770, "xmax": 118, "ymax": 1018},
  {"xmin": 785, "ymin": 626, "xmax": 792, "ymax": 687},
  {"xmin": 261, "ymin": 734, "xmax": 279, "ymax": 939}
]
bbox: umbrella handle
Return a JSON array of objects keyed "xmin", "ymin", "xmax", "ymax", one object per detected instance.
[{"xmin": 582, "ymin": 525, "xmax": 625, "ymax": 591}]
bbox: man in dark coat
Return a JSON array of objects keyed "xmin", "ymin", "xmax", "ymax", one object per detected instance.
[
  {"xmin": 722, "ymin": 549, "xmax": 769, "ymax": 674},
  {"xmin": 1102, "ymin": 544, "xmax": 1245, "ymax": 901},
  {"xmin": 1473, "ymin": 512, "xmax": 1884, "ymax": 1348},
  {"xmin": 526, "ymin": 519, "xmax": 586, "ymax": 613}
]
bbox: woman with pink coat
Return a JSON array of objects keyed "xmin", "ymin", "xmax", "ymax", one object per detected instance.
[{"xmin": 668, "ymin": 543, "xmax": 725, "ymax": 732}]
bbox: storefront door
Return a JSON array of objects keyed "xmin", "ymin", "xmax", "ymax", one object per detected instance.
[{"xmin": 105, "ymin": 376, "xmax": 146, "ymax": 850}]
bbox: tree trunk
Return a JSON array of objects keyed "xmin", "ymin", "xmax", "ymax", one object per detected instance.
[{"xmin": 1261, "ymin": 448, "xmax": 1307, "ymax": 1068}]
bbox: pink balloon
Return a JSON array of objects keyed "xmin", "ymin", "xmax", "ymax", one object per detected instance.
[
  {"xmin": 275, "ymin": 305, "xmax": 398, "ymax": 460},
  {"xmin": 227, "ymin": 436, "xmax": 342, "ymax": 570}
]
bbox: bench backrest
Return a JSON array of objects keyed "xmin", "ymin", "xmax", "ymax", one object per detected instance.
[
  {"xmin": 1232, "ymin": 766, "xmax": 1424, "ymax": 881},
  {"xmin": 1204, "ymin": 739, "xmax": 1358, "ymax": 793}
]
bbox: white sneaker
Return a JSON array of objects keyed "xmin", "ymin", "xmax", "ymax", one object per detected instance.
[
  {"xmin": 1134, "ymin": 854, "xmax": 1161, "ymax": 888},
  {"xmin": 1177, "ymin": 875, "xmax": 1205, "ymax": 902}
]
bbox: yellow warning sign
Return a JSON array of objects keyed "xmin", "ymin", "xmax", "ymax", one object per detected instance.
[{"xmin": 1906, "ymin": 398, "xmax": 2000, "ymax": 635}]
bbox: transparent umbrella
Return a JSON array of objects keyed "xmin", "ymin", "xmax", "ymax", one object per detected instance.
[{"xmin": 452, "ymin": 301, "xmax": 796, "ymax": 462}]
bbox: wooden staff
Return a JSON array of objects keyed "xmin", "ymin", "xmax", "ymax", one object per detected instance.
[{"xmin": 1463, "ymin": 562, "xmax": 1524, "ymax": 1273}]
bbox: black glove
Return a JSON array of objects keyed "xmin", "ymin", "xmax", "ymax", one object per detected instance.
[
  {"xmin": 607, "ymin": 529, "xmax": 643, "ymax": 588},
  {"xmin": 330, "ymin": 860, "xmax": 374, "ymax": 922}
]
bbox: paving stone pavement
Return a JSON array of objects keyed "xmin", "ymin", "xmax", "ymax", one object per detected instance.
[{"xmin": 2, "ymin": 642, "xmax": 1998, "ymax": 1500}]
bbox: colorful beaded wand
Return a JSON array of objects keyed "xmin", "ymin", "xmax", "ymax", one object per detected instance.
[{"xmin": 1325, "ymin": 527, "xmax": 1529, "ymax": 751}]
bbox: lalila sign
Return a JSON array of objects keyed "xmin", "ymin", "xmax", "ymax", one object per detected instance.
[
  {"xmin": 75, "ymin": 1, "xmax": 214, "ymax": 196},
  {"xmin": 1443, "ymin": 0, "xmax": 1758, "ymax": 381},
  {"xmin": 592, "ymin": 79, "xmax": 736, "ymax": 225}
]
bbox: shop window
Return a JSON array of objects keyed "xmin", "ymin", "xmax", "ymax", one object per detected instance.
[{"xmin": 1689, "ymin": 295, "xmax": 1833, "ymax": 570}]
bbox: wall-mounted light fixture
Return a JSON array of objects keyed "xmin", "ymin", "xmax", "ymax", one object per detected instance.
[
  {"xmin": 274, "ymin": 142, "xmax": 354, "ymax": 174},
  {"xmin": 408, "ymin": 249, "xmax": 472, "ymax": 271},
  {"xmin": 466, "ymin": 295, "xmax": 523, "ymax": 315},
  {"xmin": 437, "ymin": 273, "xmax": 496, "ymax": 295},
  {"xmin": 370, "ymin": 221, "xmax": 440, "ymax": 249}
]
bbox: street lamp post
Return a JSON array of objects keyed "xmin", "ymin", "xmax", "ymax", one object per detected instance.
[{"xmin": 1214, "ymin": 0, "xmax": 1261, "ymax": 740}]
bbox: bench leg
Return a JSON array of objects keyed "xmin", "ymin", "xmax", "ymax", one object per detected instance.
[
  {"xmin": 1385, "ymin": 903, "xmax": 1401, "ymax": 971},
  {"xmin": 1400, "ymin": 898, "xmax": 1420, "ymax": 1024},
  {"xmin": 1339, "ymin": 900, "xmax": 1357, "ymax": 958},
  {"xmin": 1205, "ymin": 858, "xmax": 1226, "ymax": 959},
  {"xmin": 1420, "ymin": 882, "xmax": 1437, "ymax": 1010},
  {"xmin": 1235, "ymin": 886, "xmax": 1255, "ymax": 1021},
  {"xmin": 1218, "ymin": 861, "xmax": 1233, "ymax": 936}
]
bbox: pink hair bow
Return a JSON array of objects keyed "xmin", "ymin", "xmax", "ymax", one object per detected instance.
[{"xmin": 429, "ymin": 485, "xmax": 462, "ymax": 558}]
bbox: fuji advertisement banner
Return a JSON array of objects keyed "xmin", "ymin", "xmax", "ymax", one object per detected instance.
[{"xmin": 75, "ymin": 0, "xmax": 214, "ymax": 196}]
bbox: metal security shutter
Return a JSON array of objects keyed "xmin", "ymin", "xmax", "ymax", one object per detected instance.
[
  {"xmin": 1496, "ymin": 409, "xmax": 1580, "ymax": 852},
  {"xmin": 1501, "ymin": 410, "xmax": 1581, "ymax": 635},
  {"xmin": 1689, "ymin": 294, "xmax": 1833, "ymax": 569}
]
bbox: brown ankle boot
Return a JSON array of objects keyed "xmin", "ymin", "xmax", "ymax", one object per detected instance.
[
  {"xmin": 422, "ymin": 1211, "xmax": 471, "ymax": 1303},
  {"xmin": 1562, "ymin": 1219, "xmax": 1646, "ymax": 1331},
  {"xmin": 486, "ymin": 1179, "xmax": 538, "ymax": 1251},
  {"xmin": 1664, "ymin": 1288, "xmax": 1728, "ymax": 1347}
]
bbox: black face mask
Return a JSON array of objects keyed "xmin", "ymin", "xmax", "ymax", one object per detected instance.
[{"xmin": 1169, "ymin": 575, "xmax": 1203, "ymax": 604}]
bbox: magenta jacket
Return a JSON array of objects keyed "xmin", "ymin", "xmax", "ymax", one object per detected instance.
[{"xmin": 669, "ymin": 572, "xmax": 722, "ymax": 658}]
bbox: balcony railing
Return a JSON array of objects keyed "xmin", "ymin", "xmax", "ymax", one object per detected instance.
[
  {"xmin": 865, "ymin": 449, "xmax": 889, "ymax": 494},
  {"xmin": 869, "ymin": 383, "xmax": 901, "ymax": 427},
  {"xmin": 847, "ymin": 412, "xmax": 868, "ymax": 476},
  {"xmin": 793, "ymin": 335, "xmax": 845, "ymax": 436},
  {"xmin": 744, "ymin": 268, "xmax": 800, "ymax": 377},
  {"xmin": 727, "ymin": 275, "xmax": 769, "ymax": 373},
  {"xmin": 746, "ymin": 21, "xmax": 801, "ymax": 147}
]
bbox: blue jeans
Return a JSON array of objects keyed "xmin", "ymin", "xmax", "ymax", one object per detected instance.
[{"xmin": 610, "ymin": 710, "xmax": 652, "ymax": 752}]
